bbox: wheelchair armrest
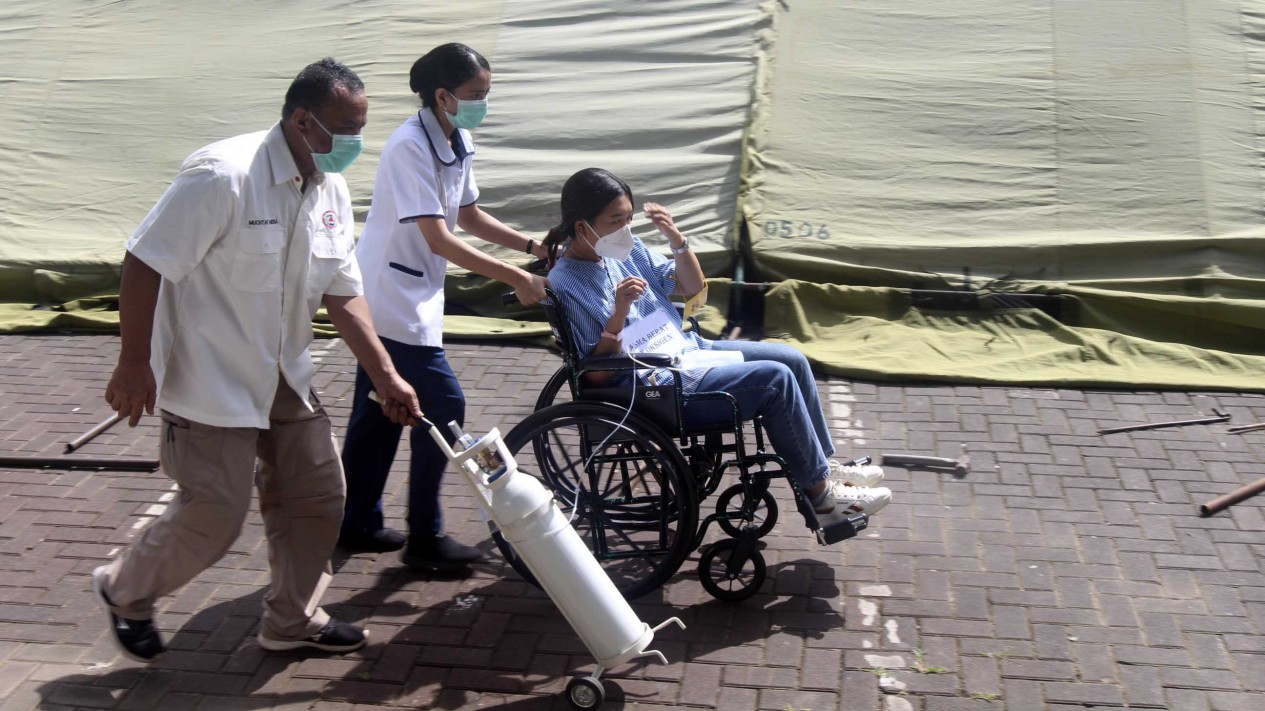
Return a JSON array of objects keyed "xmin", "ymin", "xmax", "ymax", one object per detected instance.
[
  {"xmin": 681, "ymin": 389, "xmax": 743, "ymax": 428},
  {"xmin": 577, "ymin": 353, "xmax": 674, "ymax": 374},
  {"xmin": 684, "ymin": 389, "xmax": 739, "ymax": 409}
]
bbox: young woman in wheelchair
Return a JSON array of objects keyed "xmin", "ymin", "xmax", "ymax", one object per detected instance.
[{"xmin": 541, "ymin": 168, "xmax": 893, "ymax": 533}]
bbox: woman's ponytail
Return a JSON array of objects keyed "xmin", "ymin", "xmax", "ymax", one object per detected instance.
[{"xmin": 542, "ymin": 225, "xmax": 572, "ymax": 269}]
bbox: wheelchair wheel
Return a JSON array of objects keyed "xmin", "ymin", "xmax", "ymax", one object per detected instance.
[
  {"xmin": 493, "ymin": 402, "xmax": 699, "ymax": 600},
  {"xmin": 533, "ymin": 365, "xmax": 572, "ymax": 410},
  {"xmin": 698, "ymin": 538, "xmax": 766, "ymax": 602},
  {"xmin": 715, "ymin": 484, "xmax": 779, "ymax": 539}
]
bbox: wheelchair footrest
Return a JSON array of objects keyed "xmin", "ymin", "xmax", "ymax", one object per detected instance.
[{"xmin": 815, "ymin": 513, "xmax": 868, "ymax": 545}]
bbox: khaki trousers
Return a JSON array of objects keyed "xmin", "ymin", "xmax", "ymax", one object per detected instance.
[{"xmin": 99, "ymin": 382, "xmax": 345, "ymax": 641}]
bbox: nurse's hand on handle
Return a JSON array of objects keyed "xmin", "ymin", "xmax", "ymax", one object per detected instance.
[
  {"xmin": 514, "ymin": 273, "xmax": 548, "ymax": 306},
  {"xmin": 370, "ymin": 374, "xmax": 425, "ymax": 427},
  {"xmin": 105, "ymin": 359, "xmax": 157, "ymax": 427}
]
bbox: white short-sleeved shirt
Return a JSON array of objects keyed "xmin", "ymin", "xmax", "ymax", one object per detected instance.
[
  {"xmin": 126, "ymin": 123, "xmax": 363, "ymax": 428},
  {"xmin": 356, "ymin": 108, "xmax": 478, "ymax": 347}
]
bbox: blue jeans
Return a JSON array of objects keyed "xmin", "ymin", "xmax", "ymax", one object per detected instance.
[
  {"xmin": 682, "ymin": 341, "xmax": 835, "ymax": 489},
  {"xmin": 340, "ymin": 339, "xmax": 464, "ymax": 538}
]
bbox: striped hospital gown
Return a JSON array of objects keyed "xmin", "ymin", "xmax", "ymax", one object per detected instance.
[{"xmin": 547, "ymin": 236, "xmax": 714, "ymax": 392}]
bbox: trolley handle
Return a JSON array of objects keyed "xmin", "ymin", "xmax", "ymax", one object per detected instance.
[{"xmin": 366, "ymin": 391, "xmax": 433, "ymax": 430}]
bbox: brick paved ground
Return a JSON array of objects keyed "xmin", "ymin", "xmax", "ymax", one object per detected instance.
[{"xmin": 1, "ymin": 334, "xmax": 1263, "ymax": 710}]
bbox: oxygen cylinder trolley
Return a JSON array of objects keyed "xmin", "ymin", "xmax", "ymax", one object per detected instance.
[{"xmin": 427, "ymin": 417, "xmax": 685, "ymax": 710}]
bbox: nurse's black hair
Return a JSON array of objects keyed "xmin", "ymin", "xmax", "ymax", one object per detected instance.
[
  {"xmin": 410, "ymin": 43, "xmax": 490, "ymax": 108},
  {"xmin": 281, "ymin": 58, "xmax": 364, "ymax": 120},
  {"xmin": 542, "ymin": 168, "xmax": 635, "ymax": 268}
]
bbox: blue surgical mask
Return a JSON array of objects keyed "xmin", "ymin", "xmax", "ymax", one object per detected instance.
[
  {"xmin": 445, "ymin": 96, "xmax": 489, "ymax": 130},
  {"xmin": 304, "ymin": 114, "xmax": 364, "ymax": 173}
]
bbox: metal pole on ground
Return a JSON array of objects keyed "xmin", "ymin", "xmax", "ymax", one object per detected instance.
[
  {"xmin": 65, "ymin": 412, "xmax": 124, "ymax": 452},
  {"xmin": 0, "ymin": 455, "xmax": 159, "ymax": 471},
  {"xmin": 1200, "ymin": 477, "xmax": 1265, "ymax": 517}
]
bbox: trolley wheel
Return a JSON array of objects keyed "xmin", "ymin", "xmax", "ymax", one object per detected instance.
[
  {"xmin": 493, "ymin": 402, "xmax": 699, "ymax": 601},
  {"xmin": 566, "ymin": 675, "xmax": 605, "ymax": 710},
  {"xmin": 715, "ymin": 484, "xmax": 779, "ymax": 538},
  {"xmin": 698, "ymin": 538, "xmax": 766, "ymax": 602}
]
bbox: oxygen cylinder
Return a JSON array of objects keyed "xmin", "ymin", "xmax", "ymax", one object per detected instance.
[
  {"xmin": 489, "ymin": 466, "xmax": 655, "ymax": 667},
  {"xmin": 436, "ymin": 424, "xmax": 669, "ymax": 669}
]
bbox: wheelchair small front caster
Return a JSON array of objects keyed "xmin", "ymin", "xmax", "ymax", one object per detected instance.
[
  {"xmin": 698, "ymin": 537, "xmax": 766, "ymax": 601},
  {"xmin": 566, "ymin": 675, "xmax": 605, "ymax": 709}
]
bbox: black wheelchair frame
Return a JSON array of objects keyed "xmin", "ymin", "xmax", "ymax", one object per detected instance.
[{"xmin": 493, "ymin": 288, "xmax": 865, "ymax": 601}]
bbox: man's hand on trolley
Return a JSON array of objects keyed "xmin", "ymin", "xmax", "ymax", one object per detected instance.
[{"xmin": 372, "ymin": 375, "xmax": 425, "ymax": 427}]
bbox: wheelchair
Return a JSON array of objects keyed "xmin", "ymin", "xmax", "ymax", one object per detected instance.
[{"xmin": 492, "ymin": 289, "xmax": 868, "ymax": 602}]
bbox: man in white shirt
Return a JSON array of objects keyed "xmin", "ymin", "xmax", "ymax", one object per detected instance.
[{"xmin": 92, "ymin": 58, "xmax": 422, "ymax": 663}]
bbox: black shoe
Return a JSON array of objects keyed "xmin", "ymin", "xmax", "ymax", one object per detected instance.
[
  {"xmin": 337, "ymin": 527, "xmax": 406, "ymax": 552},
  {"xmin": 257, "ymin": 619, "xmax": 368, "ymax": 653},
  {"xmin": 401, "ymin": 533, "xmax": 484, "ymax": 571},
  {"xmin": 92, "ymin": 566, "xmax": 165, "ymax": 663}
]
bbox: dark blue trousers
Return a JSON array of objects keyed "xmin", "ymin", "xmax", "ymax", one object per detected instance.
[{"xmin": 340, "ymin": 338, "xmax": 465, "ymax": 538}]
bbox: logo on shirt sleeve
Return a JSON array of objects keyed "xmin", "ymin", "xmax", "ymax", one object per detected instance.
[{"xmin": 322, "ymin": 210, "xmax": 338, "ymax": 230}]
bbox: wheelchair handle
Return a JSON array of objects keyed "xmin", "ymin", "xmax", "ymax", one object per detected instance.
[{"xmin": 504, "ymin": 287, "xmax": 558, "ymax": 308}]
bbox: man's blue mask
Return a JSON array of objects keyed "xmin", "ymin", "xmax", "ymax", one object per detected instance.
[{"xmin": 304, "ymin": 114, "xmax": 364, "ymax": 174}]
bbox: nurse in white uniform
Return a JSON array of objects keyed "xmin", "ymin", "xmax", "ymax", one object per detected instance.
[{"xmin": 339, "ymin": 43, "xmax": 548, "ymax": 569}]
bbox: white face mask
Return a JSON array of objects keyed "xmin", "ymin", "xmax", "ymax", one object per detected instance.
[{"xmin": 586, "ymin": 222, "xmax": 634, "ymax": 261}]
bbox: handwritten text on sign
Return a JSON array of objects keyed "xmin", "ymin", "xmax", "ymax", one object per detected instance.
[{"xmin": 620, "ymin": 308, "xmax": 689, "ymax": 357}]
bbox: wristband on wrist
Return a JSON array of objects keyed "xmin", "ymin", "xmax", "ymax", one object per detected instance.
[
  {"xmin": 600, "ymin": 330, "xmax": 620, "ymax": 341},
  {"xmin": 670, "ymin": 238, "xmax": 690, "ymax": 255},
  {"xmin": 524, "ymin": 238, "xmax": 536, "ymax": 255}
]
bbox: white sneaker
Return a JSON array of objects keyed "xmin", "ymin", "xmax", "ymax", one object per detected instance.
[
  {"xmin": 814, "ymin": 481, "xmax": 892, "ymax": 528},
  {"xmin": 827, "ymin": 459, "xmax": 885, "ymax": 488}
]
